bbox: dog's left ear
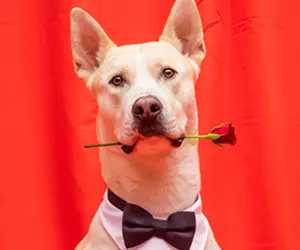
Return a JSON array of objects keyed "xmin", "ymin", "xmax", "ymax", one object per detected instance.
[{"xmin": 160, "ymin": 0, "xmax": 206, "ymax": 65}]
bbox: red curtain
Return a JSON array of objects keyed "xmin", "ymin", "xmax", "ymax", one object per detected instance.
[{"xmin": 1, "ymin": 0, "xmax": 299, "ymax": 249}]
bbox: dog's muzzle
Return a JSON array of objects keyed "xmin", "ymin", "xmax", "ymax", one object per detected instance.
[
  {"xmin": 131, "ymin": 95, "xmax": 166, "ymax": 137},
  {"xmin": 132, "ymin": 95, "xmax": 162, "ymax": 125},
  {"xmin": 119, "ymin": 96, "xmax": 184, "ymax": 154}
]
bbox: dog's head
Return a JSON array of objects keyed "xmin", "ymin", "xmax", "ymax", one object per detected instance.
[{"xmin": 70, "ymin": 0, "xmax": 205, "ymax": 154}]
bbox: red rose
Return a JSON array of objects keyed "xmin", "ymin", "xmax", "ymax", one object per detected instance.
[
  {"xmin": 85, "ymin": 122, "xmax": 237, "ymax": 150},
  {"xmin": 211, "ymin": 123, "xmax": 237, "ymax": 145}
]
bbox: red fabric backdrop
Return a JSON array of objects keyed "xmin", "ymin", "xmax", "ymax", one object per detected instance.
[{"xmin": 1, "ymin": 0, "xmax": 300, "ymax": 249}]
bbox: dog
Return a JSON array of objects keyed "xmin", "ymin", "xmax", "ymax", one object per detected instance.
[{"xmin": 70, "ymin": 0, "xmax": 222, "ymax": 249}]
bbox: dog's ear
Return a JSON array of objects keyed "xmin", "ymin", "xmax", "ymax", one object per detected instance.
[
  {"xmin": 70, "ymin": 8, "xmax": 116, "ymax": 81},
  {"xmin": 159, "ymin": 0, "xmax": 205, "ymax": 65}
]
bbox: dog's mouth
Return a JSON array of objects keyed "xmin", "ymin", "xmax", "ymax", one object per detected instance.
[
  {"xmin": 137, "ymin": 126, "xmax": 165, "ymax": 138},
  {"xmin": 119, "ymin": 121, "xmax": 185, "ymax": 154},
  {"xmin": 121, "ymin": 134, "xmax": 185, "ymax": 154}
]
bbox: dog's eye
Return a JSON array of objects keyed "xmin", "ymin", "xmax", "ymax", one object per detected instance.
[
  {"xmin": 109, "ymin": 76, "xmax": 124, "ymax": 86},
  {"xmin": 162, "ymin": 68, "xmax": 176, "ymax": 79}
]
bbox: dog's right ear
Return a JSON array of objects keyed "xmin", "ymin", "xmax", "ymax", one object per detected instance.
[
  {"xmin": 70, "ymin": 8, "xmax": 116, "ymax": 81},
  {"xmin": 159, "ymin": 0, "xmax": 205, "ymax": 66}
]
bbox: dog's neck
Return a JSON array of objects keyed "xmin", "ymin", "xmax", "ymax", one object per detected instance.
[{"xmin": 100, "ymin": 142, "xmax": 201, "ymax": 217}]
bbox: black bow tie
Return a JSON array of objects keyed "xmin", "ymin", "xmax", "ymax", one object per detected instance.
[{"xmin": 108, "ymin": 190, "xmax": 196, "ymax": 250}]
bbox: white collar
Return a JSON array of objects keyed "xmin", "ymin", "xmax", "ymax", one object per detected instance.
[{"xmin": 98, "ymin": 190, "xmax": 209, "ymax": 250}]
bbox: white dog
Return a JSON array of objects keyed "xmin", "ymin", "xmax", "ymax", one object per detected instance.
[{"xmin": 70, "ymin": 0, "xmax": 222, "ymax": 249}]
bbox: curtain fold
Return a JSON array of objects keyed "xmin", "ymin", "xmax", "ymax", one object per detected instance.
[{"xmin": 0, "ymin": 0, "xmax": 299, "ymax": 249}]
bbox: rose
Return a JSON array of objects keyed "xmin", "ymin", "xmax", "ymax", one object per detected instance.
[
  {"xmin": 84, "ymin": 122, "xmax": 237, "ymax": 151},
  {"xmin": 185, "ymin": 123, "xmax": 237, "ymax": 146},
  {"xmin": 210, "ymin": 123, "xmax": 237, "ymax": 145}
]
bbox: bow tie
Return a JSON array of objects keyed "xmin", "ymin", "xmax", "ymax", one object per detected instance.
[{"xmin": 108, "ymin": 190, "xmax": 196, "ymax": 250}]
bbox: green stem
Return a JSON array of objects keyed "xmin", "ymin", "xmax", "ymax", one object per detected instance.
[
  {"xmin": 84, "ymin": 133, "xmax": 221, "ymax": 148},
  {"xmin": 185, "ymin": 133, "xmax": 221, "ymax": 140},
  {"xmin": 84, "ymin": 142, "xmax": 122, "ymax": 148},
  {"xmin": 184, "ymin": 135, "xmax": 208, "ymax": 139}
]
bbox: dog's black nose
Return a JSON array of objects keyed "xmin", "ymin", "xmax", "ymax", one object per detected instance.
[{"xmin": 132, "ymin": 96, "xmax": 163, "ymax": 122}]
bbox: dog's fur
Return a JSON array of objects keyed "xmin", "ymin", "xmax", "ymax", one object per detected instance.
[{"xmin": 70, "ymin": 0, "xmax": 221, "ymax": 249}]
